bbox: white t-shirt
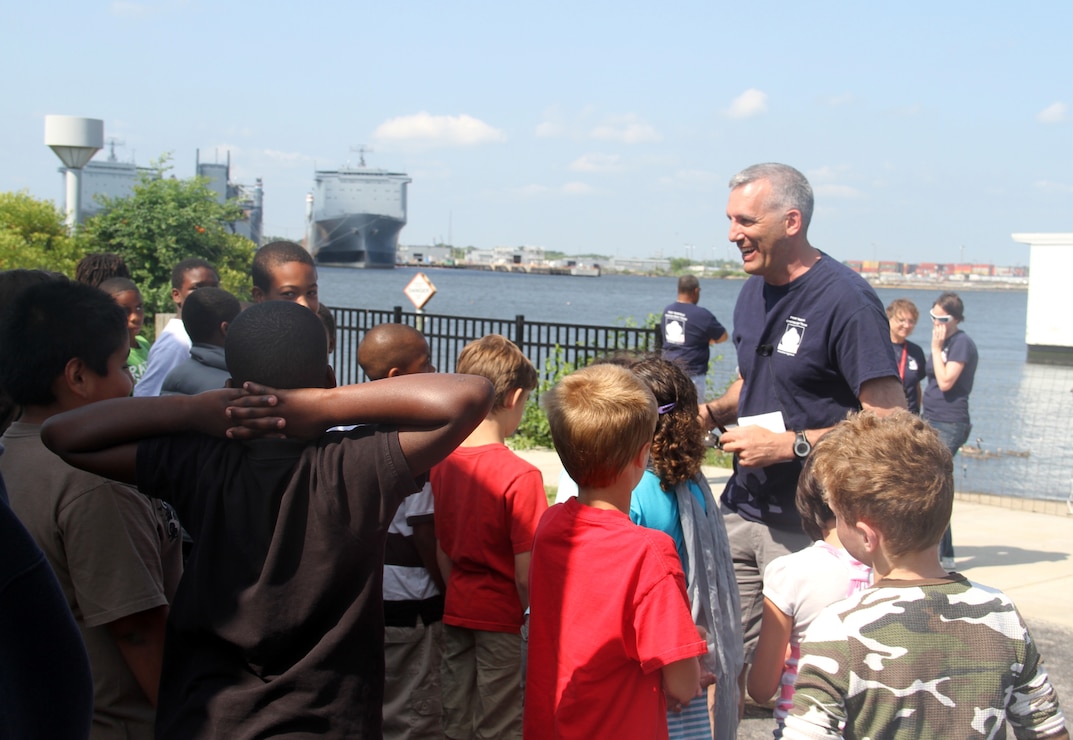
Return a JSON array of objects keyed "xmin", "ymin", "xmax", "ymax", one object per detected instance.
[{"xmin": 763, "ymin": 541, "xmax": 872, "ymax": 725}]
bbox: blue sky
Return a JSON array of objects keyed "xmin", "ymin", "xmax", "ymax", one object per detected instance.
[{"xmin": 3, "ymin": 1, "xmax": 1070, "ymax": 266}]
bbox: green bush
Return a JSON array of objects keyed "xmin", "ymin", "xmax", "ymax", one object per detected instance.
[{"xmin": 511, "ymin": 346, "xmax": 576, "ymax": 450}]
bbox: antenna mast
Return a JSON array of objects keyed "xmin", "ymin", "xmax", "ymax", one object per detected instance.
[
  {"xmin": 349, "ymin": 145, "xmax": 373, "ymax": 167},
  {"xmin": 105, "ymin": 137, "xmax": 125, "ymax": 162}
]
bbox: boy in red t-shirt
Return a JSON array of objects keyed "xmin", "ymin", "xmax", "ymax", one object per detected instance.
[
  {"xmin": 525, "ymin": 364, "xmax": 706, "ymax": 740},
  {"xmin": 431, "ymin": 334, "xmax": 546, "ymax": 740}
]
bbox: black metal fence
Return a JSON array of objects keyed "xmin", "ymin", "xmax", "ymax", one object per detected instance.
[{"xmin": 328, "ymin": 305, "xmax": 661, "ymax": 386}]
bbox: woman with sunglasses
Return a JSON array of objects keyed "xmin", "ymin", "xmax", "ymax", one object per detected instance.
[{"xmin": 922, "ymin": 291, "xmax": 978, "ymax": 571}]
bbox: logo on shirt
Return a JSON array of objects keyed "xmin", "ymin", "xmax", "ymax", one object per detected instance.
[
  {"xmin": 157, "ymin": 500, "xmax": 181, "ymax": 542},
  {"xmin": 665, "ymin": 314, "xmax": 686, "ymax": 345},
  {"xmin": 776, "ymin": 317, "xmax": 807, "ymax": 357}
]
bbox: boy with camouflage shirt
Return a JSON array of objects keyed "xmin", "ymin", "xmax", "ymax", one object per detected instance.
[{"xmin": 783, "ymin": 411, "xmax": 1067, "ymax": 740}]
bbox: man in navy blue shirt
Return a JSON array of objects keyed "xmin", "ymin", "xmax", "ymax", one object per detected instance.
[
  {"xmin": 700, "ymin": 163, "xmax": 905, "ymax": 707},
  {"xmin": 661, "ymin": 274, "xmax": 728, "ymax": 402}
]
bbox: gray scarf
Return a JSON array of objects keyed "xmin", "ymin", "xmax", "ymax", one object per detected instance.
[{"xmin": 674, "ymin": 474, "xmax": 744, "ymax": 740}]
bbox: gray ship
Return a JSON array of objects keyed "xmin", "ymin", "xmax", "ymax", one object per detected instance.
[{"xmin": 306, "ymin": 153, "xmax": 411, "ymax": 268}]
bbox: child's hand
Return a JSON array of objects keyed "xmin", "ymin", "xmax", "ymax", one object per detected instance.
[
  {"xmin": 190, "ymin": 388, "xmax": 255, "ymax": 438},
  {"xmin": 225, "ymin": 382, "xmax": 326, "ymax": 440},
  {"xmin": 223, "ymin": 384, "xmax": 284, "ymax": 439}
]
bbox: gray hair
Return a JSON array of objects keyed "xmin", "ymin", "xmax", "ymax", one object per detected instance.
[{"xmin": 728, "ymin": 163, "xmax": 814, "ymax": 230}]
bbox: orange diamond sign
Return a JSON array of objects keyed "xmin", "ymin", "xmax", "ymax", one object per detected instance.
[{"xmin": 403, "ymin": 272, "xmax": 437, "ymax": 310}]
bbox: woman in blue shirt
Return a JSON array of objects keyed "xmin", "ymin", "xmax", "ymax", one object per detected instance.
[{"xmin": 922, "ymin": 291, "xmax": 978, "ymax": 569}]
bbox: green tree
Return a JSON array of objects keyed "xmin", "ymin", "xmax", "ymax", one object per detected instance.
[
  {"xmin": 512, "ymin": 347, "xmax": 577, "ymax": 450},
  {"xmin": 81, "ymin": 157, "xmax": 255, "ymax": 315},
  {"xmin": 0, "ymin": 191, "xmax": 82, "ymax": 275},
  {"xmin": 668, "ymin": 257, "xmax": 693, "ymax": 273}
]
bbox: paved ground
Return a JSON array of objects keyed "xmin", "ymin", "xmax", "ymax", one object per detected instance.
[{"xmin": 515, "ymin": 448, "xmax": 1073, "ymax": 735}]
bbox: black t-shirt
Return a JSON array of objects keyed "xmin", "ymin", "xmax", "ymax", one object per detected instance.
[
  {"xmin": 137, "ymin": 427, "xmax": 419, "ymax": 739},
  {"xmin": 722, "ymin": 256, "xmax": 898, "ymax": 527},
  {"xmin": 661, "ymin": 301, "xmax": 728, "ymax": 376},
  {"xmin": 0, "ymin": 464, "xmax": 94, "ymax": 739},
  {"xmin": 893, "ymin": 339, "xmax": 927, "ymax": 413},
  {"xmin": 923, "ymin": 329, "xmax": 978, "ymax": 424}
]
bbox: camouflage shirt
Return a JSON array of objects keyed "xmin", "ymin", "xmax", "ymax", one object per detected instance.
[{"xmin": 783, "ymin": 574, "xmax": 1067, "ymax": 739}]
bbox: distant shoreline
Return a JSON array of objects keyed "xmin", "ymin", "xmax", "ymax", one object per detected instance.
[
  {"xmin": 398, "ymin": 262, "xmax": 1030, "ymax": 291},
  {"xmin": 860, "ymin": 278, "xmax": 1027, "ymax": 292}
]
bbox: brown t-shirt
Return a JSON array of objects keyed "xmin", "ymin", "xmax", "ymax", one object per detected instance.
[
  {"xmin": 1, "ymin": 421, "xmax": 183, "ymax": 740},
  {"xmin": 137, "ymin": 426, "xmax": 418, "ymax": 739}
]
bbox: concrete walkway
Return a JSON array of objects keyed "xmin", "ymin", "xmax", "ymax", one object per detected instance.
[{"xmin": 514, "ymin": 447, "xmax": 1073, "ymax": 630}]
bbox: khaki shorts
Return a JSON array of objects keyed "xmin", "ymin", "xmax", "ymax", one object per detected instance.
[
  {"xmin": 383, "ymin": 617, "xmax": 443, "ymax": 740},
  {"xmin": 722, "ymin": 507, "xmax": 811, "ymax": 663},
  {"xmin": 441, "ymin": 624, "xmax": 523, "ymax": 740}
]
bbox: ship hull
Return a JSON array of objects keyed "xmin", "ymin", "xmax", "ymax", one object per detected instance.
[
  {"xmin": 307, "ymin": 166, "xmax": 411, "ymax": 269},
  {"xmin": 311, "ymin": 213, "xmax": 405, "ymax": 269}
]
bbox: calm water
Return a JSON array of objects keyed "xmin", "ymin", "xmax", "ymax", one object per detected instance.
[{"xmin": 320, "ymin": 266, "xmax": 1072, "ymax": 501}]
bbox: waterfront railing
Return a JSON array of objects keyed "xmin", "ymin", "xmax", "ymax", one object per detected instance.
[
  {"xmin": 329, "ymin": 305, "xmax": 661, "ymax": 387},
  {"xmin": 327, "ymin": 304, "xmax": 1073, "ymax": 504}
]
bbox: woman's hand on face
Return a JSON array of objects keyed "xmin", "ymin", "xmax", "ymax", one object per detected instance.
[{"xmin": 931, "ymin": 320, "xmax": 948, "ymax": 345}]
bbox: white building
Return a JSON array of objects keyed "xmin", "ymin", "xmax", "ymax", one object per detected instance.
[{"xmin": 1011, "ymin": 232, "xmax": 1073, "ymax": 365}]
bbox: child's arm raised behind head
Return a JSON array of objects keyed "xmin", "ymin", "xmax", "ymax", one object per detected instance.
[
  {"xmin": 229, "ymin": 374, "xmax": 494, "ymax": 476},
  {"xmin": 41, "ymin": 389, "xmax": 250, "ymax": 483}
]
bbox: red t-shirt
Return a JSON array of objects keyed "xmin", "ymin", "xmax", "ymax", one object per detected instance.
[
  {"xmin": 524, "ymin": 498, "xmax": 707, "ymax": 739},
  {"xmin": 431, "ymin": 443, "xmax": 547, "ymax": 632}
]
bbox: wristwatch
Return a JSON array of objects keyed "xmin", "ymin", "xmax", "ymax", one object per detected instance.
[{"xmin": 793, "ymin": 430, "xmax": 812, "ymax": 459}]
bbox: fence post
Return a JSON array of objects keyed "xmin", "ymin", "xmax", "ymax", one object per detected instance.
[
  {"xmin": 393, "ymin": 306, "xmax": 403, "ymax": 323},
  {"xmin": 514, "ymin": 314, "xmax": 526, "ymax": 350}
]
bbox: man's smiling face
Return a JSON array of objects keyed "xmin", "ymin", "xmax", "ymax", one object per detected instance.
[{"xmin": 726, "ymin": 179, "xmax": 791, "ymax": 279}]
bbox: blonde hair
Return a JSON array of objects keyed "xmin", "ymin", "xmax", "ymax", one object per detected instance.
[
  {"xmin": 455, "ymin": 334, "xmax": 537, "ymax": 411},
  {"xmin": 885, "ymin": 298, "xmax": 919, "ymax": 322},
  {"xmin": 811, "ymin": 410, "xmax": 953, "ymax": 557},
  {"xmin": 543, "ymin": 364, "xmax": 656, "ymax": 489}
]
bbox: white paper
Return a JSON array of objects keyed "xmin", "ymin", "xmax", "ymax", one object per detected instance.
[{"xmin": 736, "ymin": 411, "xmax": 786, "ymax": 433}]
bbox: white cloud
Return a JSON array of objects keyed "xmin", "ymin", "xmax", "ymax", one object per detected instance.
[
  {"xmin": 514, "ymin": 182, "xmax": 595, "ymax": 198},
  {"xmin": 821, "ymin": 93, "xmax": 856, "ymax": 107},
  {"xmin": 224, "ymin": 125, "xmax": 254, "ymax": 138},
  {"xmin": 891, "ymin": 103, "xmax": 922, "ymax": 117},
  {"xmin": 535, "ymin": 105, "xmax": 566, "ymax": 139},
  {"xmin": 589, "ymin": 114, "xmax": 661, "ymax": 143},
  {"xmin": 569, "ymin": 153, "xmax": 622, "ymax": 173},
  {"xmin": 1036, "ymin": 102, "xmax": 1068, "ymax": 124},
  {"xmin": 262, "ymin": 149, "xmax": 311, "ymax": 164},
  {"xmin": 516, "ymin": 184, "xmax": 551, "ymax": 197},
  {"xmin": 110, "ymin": 1, "xmax": 149, "ymax": 17},
  {"xmin": 808, "ymin": 164, "xmax": 852, "ymax": 182},
  {"xmin": 726, "ymin": 89, "xmax": 768, "ymax": 119},
  {"xmin": 1034, "ymin": 180, "xmax": 1073, "ymax": 193},
  {"xmin": 373, "ymin": 112, "xmax": 506, "ymax": 147},
  {"xmin": 656, "ymin": 169, "xmax": 719, "ymax": 188},
  {"xmin": 535, "ymin": 108, "xmax": 658, "ymax": 143},
  {"xmin": 561, "ymin": 182, "xmax": 594, "ymax": 195},
  {"xmin": 109, "ymin": 0, "xmax": 187, "ymax": 17},
  {"xmin": 814, "ymin": 184, "xmax": 863, "ymax": 199},
  {"xmin": 536, "ymin": 121, "xmax": 565, "ymax": 138}
]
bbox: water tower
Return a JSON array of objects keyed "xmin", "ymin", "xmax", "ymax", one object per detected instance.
[{"xmin": 44, "ymin": 115, "xmax": 104, "ymax": 230}]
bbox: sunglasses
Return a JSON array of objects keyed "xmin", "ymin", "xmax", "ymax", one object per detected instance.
[{"xmin": 929, "ymin": 311, "xmax": 952, "ymax": 323}]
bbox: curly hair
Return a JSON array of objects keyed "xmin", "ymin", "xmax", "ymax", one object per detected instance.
[
  {"xmin": 75, "ymin": 253, "xmax": 130, "ymax": 288},
  {"xmin": 629, "ymin": 355, "xmax": 706, "ymax": 489}
]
